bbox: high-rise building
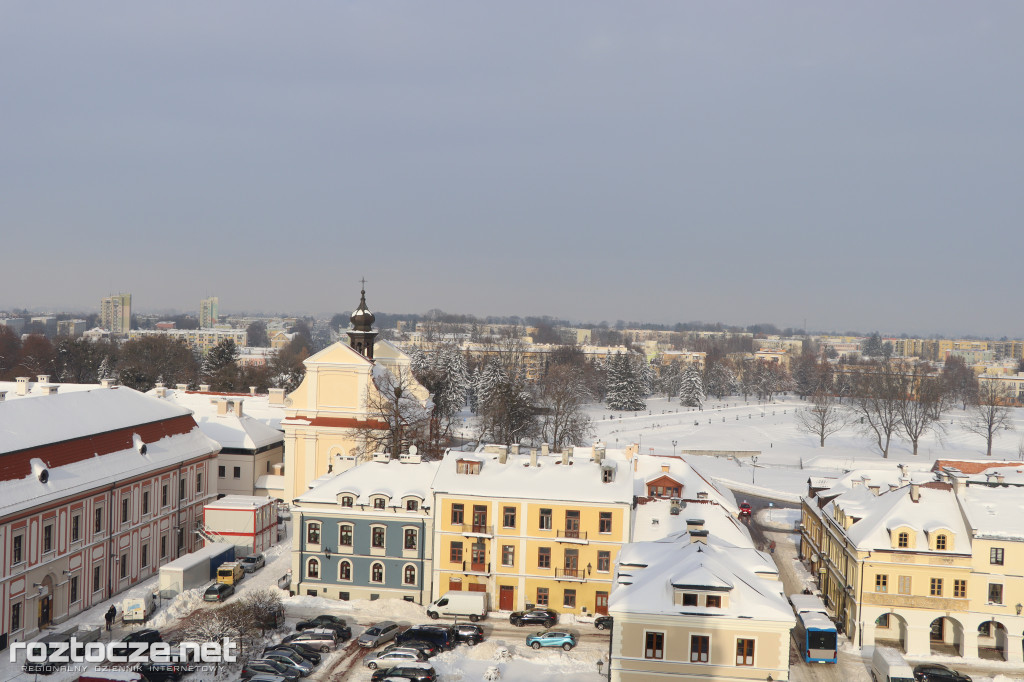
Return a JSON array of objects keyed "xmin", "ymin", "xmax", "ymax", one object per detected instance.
[
  {"xmin": 200, "ymin": 296, "xmax": 219, "ymax": 328},
  {"xmin": 100, "ymin": 293, "xmax": 132, "ymax": 334}
]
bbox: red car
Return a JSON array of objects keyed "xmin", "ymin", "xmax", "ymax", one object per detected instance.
[{"xmin": 739, "ymin": 502, "xmax": 752, "ymax": 517}]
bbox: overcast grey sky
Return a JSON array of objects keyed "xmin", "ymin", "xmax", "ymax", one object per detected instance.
[{"xmin": 2, "ymin": 3, "xmax": 1022, "ymax": 337}]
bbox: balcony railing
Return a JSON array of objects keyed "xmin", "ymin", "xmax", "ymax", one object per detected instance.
[
  {"xmin": 556, "ymin": 529, "xmax": 588, "ymax": 541},
  {"xmin": 554, "ymin": 568, "xmax": 586, "ymax": 582},
  {"xmin": 459, "ymin": 560, "xmax": 491, "ymax": 575},
  {"xmin": 456, "ymin": 523, "xmax": 494, "ymax": 537}
]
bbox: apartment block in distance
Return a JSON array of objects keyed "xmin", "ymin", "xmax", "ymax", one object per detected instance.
[
  {"xmin": 200, "ymin": 297, "xmax": 219, "ymax": 329},
  {"xmin": 100, "ymin": 293, "xmax": 132, "ymax": 334}
]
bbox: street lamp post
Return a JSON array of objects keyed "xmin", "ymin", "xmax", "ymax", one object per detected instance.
[
  {"xmin": 751, "ymin": 455, "xmax": 758, "ymax": 484},
  {"xmin": 672, "ymin": 440, "xmax": 678, "ymax": 456}
]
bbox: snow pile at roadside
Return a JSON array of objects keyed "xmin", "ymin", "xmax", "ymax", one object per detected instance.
[
  {"xmin": 431, "ymin": 639, "xmax": 606, "ymax": 681},
  {"xmin": 149, "ymin": 588, "xmax": 205, "ymax": 628},
  {"xmin": 282, "ymin": 593, "xmax": 426, "ymax": 624}
]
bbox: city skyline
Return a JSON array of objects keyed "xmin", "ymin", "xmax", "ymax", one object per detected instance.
[{"xmin": 2, "ymin": 4, "xmax": 1023, "ymax": 337}]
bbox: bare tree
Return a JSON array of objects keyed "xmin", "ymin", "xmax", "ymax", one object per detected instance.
[
  {"xmin": 895, "ymin": 364, "xmax": 948, "ymax": 456},
  {"xmin": 964, "ymin": 381, "xmax": 1014, "ymax": 456},
  {"xmin": 364, "ymin": 363, "xmax": 431, "ymax": 459},
  {"xmin": 850, "ymin": 362, "xmax": 903, "ymax": 458},
  {"xmin": 796, "ymin": 390, "xmax": 850, "ymax": 447},
  {"xmin": 536, "ymin": 364, "xmax": 593, "ymax": 452},
  {"xmin": 178, "ymin": 603, "xmax": 257, "ymax": 673},
  {"xmin": 241, "ymin": 588, "xmax": 284, "ymax": 635}
]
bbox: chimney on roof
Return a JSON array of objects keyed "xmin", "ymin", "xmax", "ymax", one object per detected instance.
[
  {"xmin": 561, "ymin": 450, "xmax": 570, "ymax": 466},
  {"xmin": 40, "ymin": 384, "xmax": 58, "ymax": 396},
  {"xmin": 593, "ymin": 442, "xmax": 606, "ymax": 464},
  {"xmin": 530, "ymin": 449, "xmax": 538, "ymax": 468},
  {"xmin": 233, "ymin": 399, "xmax": 244, "ymax": 417},
  {"xmin": 155, "ymin": 381, "xmax": 165, "ymax": 390},
  {"xmin": 199, "ymin": 384, "xmax": 211, "ymax": 392},
  {"xmin": 155, "ymin": 386, "xmax": 168, "ymax": 398},
  {"xmin": 268, "ymin": 388, "xmax": 285, "ymax": 406},
  {"xmin": 176, "ymin": 383, "xmax": 188, "ymax": 391},
  {"xmin": 541, "ymin": 443, "xmax": 549, "ymax": 457},
  {"xmin": 690, "ymin": 529, "xmax": 709, "ymax": 544},
  {"xmin": 272, "ymin": 463, "xmax": 284, "ymax": 476},
  {"xmin": 249, "ymin": 386, "xmax": 257, "ymax": 396},
  {"xmin": 498, "ymin": 446, "xmax": 508, "ymax": 464},
  {"xmin": 910, "ymin": 483, "xmax": 920, "ymax": 503},
  {"xmin": 16, "ymin": 377, "xmax": 29, "ymax": 396},
  {"xmin": 898, "ymin": 463, "xmax": 909, "ymax": 477},
  {"xmin": 100, "ymin": 378, "xmax": 115, "ymax": 389},
  {"xmin": 868, "ymin": 485, "xmax": 880, "ymax": 496},
  {"xmin": 37, "ymin": 375, "xmax": 49, "ymax": 384},
  {"xmin": 996, "ymin": 473, "xmax": 1005, "ymax": 484},
  {"xmin": 217, "ymin": 398, "xmax": 229, "ymax": 415},
  {"xmin": 686, "ymin": 518, "xmax": 705, "ymax": 533},
  {"xmin": 889, "ymin": 483, "xmax": 900, "ymax": 492},
  {"xmin": 952, "ymin": 476, "xmax": 967, "ymax": 496}
]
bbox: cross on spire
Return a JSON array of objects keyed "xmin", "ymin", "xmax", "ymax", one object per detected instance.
[{"xmin": 360, "ymin": 277, "xmax": 367, "ymax": 293}]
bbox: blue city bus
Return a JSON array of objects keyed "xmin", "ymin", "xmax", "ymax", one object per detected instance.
[{"xmin": 790, "ymin": 594, "xmax": 838, "ymax": 663}]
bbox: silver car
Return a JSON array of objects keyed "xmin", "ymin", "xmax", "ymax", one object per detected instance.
[
  {"xmin": 262, "ymin": 651, "xmax": 313, "ymax": 676},
  {"xmin": 240, "ymin": 554, "xmax": 266, "ymax": 572},
  {"xmin": 362, "ymin": 648, "xmax": 427, "ymax": 670},
  {"xmin": 358, "ymin": 621, "xmax": 401, "ymax": 648}
]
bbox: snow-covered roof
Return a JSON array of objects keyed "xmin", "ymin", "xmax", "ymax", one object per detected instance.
[
  {"xmin": 295, "ymin": 459, "xmax": 440, "ymax": 507},
  {"xmin": 632, "ymin": 498, "xmax": 754, "ymax": 546},
  {"xmin": 431, "ymin": 451, "xmax": 634, "ymax": 504},
  {"xmin": 609, "ymin": 536, "xmax": 792, "ymax": 622},
  {"xmin": 0, "ymin": 379, "xmax": 96, "ymax": 401},
  {"xmin": 204, "ymin": 495, "xmax": 276, "ymax": 511},
  {"xmin": 192, "ymin": 412, "xmax": 283, "ymax": 450},
  {"xmin": 146, "ymin": 387, "xmax": 286, "ymax": 431},
  {"xmin": 959, "ymin": 485, "xmax": 1024, "ymax": 541},
  {"xmin": 1, "ymin": 386, "xmax": 192, "ymax": 454}
]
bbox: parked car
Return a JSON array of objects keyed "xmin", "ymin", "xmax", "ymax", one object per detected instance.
[
  {"xmin": 370, "ymin": 663, "xmax": 437, "ymax": 682},
  {"xmin": 245, "ymin": 676, "xmax": 287, "ymax": 682},
  {"xmin": 111, "ymin": 628, "xmax": 163, "ymax": 656},
  {"xmin": 363, "ymin": 648, "xmax": 428, "ymax": 670},
  {"xmin": 509, "ymin": 609, "xmax": 558, "ymax": 628},
  {"xmin": 295, "ymin": 615, "xmax": 350, "ymax": 639},
  {"xmin": 240, "ymin": 660, "xmax": 301, "ymax": 682},
  {"xmin": 395, "ymin": 625, "xmax": 455, "ymax": 652},
  {"xmin": 137, "ymin": 655, "xmax": 194, "ymax": 682},
  {"xmin": 594, "ymin": 615, "xmax": 613, "ymax": 630},
  {"xmin": 739, "ymin": 502, "xmax": 752, "ymax": 517},
  {"xmin": 263, "ymin": 644, "xmax": 321, "ymax": 665},
  {"xmin": 453, "ymin": 623, "xmax": 484, "ymax": 646},
  {"xmin": 525, "ymin": 630, "xmax": 578, "ymax": 651},
  {"xmin": 357, "ymin": 621, "xmax": 402, "ymax": 648},
  {"xmin": 913, "ymin": 664, "xmax": 972, "ymax": 682},
  {"xmin": 240, "ymin": 554, "xmax": 266, "ymax": 573},
  {"xmin": 381, "ymin": 641, "xmax": 440, "ymax": 658},
  {"xmin": 282, "ymin": 628, "xmax": 339, "ymax": 653},
  {"xmin": 261, "ymin": 650, "xmax": 314, "ymax": 676},
  {"xmin": 203, "ymin": 582, "xmax": 234, "ymax": 602}
]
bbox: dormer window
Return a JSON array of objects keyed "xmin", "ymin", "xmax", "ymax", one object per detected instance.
[
  {"xmin": 373, "ymin": 497, "xmax": 387, "ymax": 509},
  {"xmin": 456, "ymin": 459, "xmax": 482, "ymax": 475},
  {"xmin": 935, "ymin": 534, "xmax": 947, "ymax": 550},
  {"xmin": 340, "ymin": 496, "xmax": 354, "ymax": 508},
  {"xmin": 682, "ymin": 593, "xmax": 698, "ymax": 606},
  {"xmin": 706, "ymin": 595, "xmax": 721, "ymax": 608},
  {"xmin": 406, "ymin": 499, "xmax": 419, "ymax": 511},
  {"xmin": 897, "ymin": 532, "xmax": 909, "ymax": 548}
]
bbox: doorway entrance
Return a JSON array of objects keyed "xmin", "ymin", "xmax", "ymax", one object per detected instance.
[{"xmin": 499, "ymin": 585, "xmax": 515, "ymax": 611}]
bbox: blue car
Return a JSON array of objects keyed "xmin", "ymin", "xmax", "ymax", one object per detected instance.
[{"xmin": 525, "ymin": 630, "xmax": 577, "ymax": 651}]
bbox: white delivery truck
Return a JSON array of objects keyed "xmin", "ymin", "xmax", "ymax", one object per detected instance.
[
  {"xmin": 426, "ymin": 591, "xmax": 488, "ymax": 621},
  {"xmin": 122, "ymin": 593, "xmax": 156, "ymax": 623},
  {"xmin": 870, "ymin": 646, "xmax": 915, "ymax": 682}
]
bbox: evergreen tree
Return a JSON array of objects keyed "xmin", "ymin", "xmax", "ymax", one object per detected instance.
[
  {"xmin": 679, "ymin": 364, "xmax": 705, "ymax": 408},
  {"xmin": 606, "ymin": 352, "xmax": 646, "ymax": 411},
  {"xmin": 202, "ymin": 338, "xmax": 240, "ymax": 390}
]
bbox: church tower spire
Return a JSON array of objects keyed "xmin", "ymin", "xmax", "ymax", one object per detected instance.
[{"xmin": 348, "ymin": 279, "xmax": 378, "ymax": 360}]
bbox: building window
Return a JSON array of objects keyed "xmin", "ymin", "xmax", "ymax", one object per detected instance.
[
  {"xmin": 160, "ymin": 535, "xmax": 167, "ymax": 559},
  {"xmin": 599, "ymin": 512, "xmax": 612, "ymax": 534},
  {"xmin": 736, "ymin": 639, "xmax": 755, "ymax": 666},
  {"xmin": 161, "ymin": 484, "xmax": 168, "ymax": 507},
  {"xmin": 683, "ymin": 593, "xmax": 698, "ymax": 606},
  {"xmin": 538, "ymin": 547, "xmax": 551, "ymax": 569},
  {"xmin": 536, "ymin": 587, "xmax": 549, "ymax": 606},
  {"xmin": 371, "ymin": 563, "xmax": 384, "ymax": 583},
  {"xmin": 119, "ymin": 553, "xmax": 128, "ymax": 579},
  {"xmin": 306, "ymin": 523, "xmax": 321, "ymax": 545},
  {"xmin": 339, "ymin": 561, "xmax": 351, "ymax": 581},
  {"xmin": 706, "ymin": 595, "xmax": 721, "ymax": 608},
  {"xmin": 196, "ymin": 473, "xmax": 203, "ymax": 493},
  {"xmin": 875, "ymin": 574, "xmax": 888, "ymax": 593},
  {"xmin": 897, "ymin": 532, "xmax": 909, "ymax": 548},
  {"xmin": 404, "ymin": 529, "xmax": 418, "ymax": 550},
  {"xmin": 978, "ymin": 621, "xmax": 991, "ymax": 637},
  {"xmin": 451, "ymin": 503, "xmax": 464, "ymax": 525},
  {"xmin": 991, "ymin": 547, "xmax": 1005, "ymax": 565},
  {"xmin": 403, "ymin": 565, "xmax": 416, "ymax": 585},
  {"xmin": 373, "ymin": 498, "xmax": 386, "ymax": 509},
  {"xmin": 563, "ymin": 589, "xmax": 576, "ymax": 608},
  {"xmin": 597, "ymin": 550, "xmax": 610, "ymax": 572},
  {"xmin": 43, "ymin": 524, "xmax": 53, "ymax": 553},
  {"xmin": 95, "ymin": 507, "xmax": 103, "ymax": 533},
  {"xmin": 11, "ymin": 603, "xmax": 21, "ymax": 632},
  {"xmin": 450, "ymin": 541, "xmax": 463, "ymax": 563},
  {"xmin": 306, "ymin": 558, "xmax": 319, "ymax": 579},
  {"xmin": 93, "ymin": 566, "xmax": 101, "ymax": 593},
  {"xmin": 122, "ymin": 497, "xmax": 130, "ymax": 523},
  {"xmin": 988, "ymin": 583, "xmax": 1003, "ymax": 604},
  {"xmin": 690, "ymin": 635, "xmax": 710, "ymax": 663},
  {"xmin": 539, "ymin": 508, "xmax": 552, "ymax": 530},
  {"xmin": 954, "ymin": 579, "xmax": 967, "ymax": 598},
  {"xmin": 645, "ymin": 631, "xmax": 665, "ymax": 660},
  {"xmin": 930, "ymin": 578, "xmax": 943, "ymax": 596},
  {"xmin": 340, "ymin": 496, "xmax": 354, "ymax": 508},
  {"xmin": 503, "ymin": 506, "xmax": 516, "ymax": 528},
  {"xmin": 70, "ymin": 576, "xmax": 79, "ymax": 603},
  {"xmin": 71, "ymin": 515, "xmax": 81, "ymax": 542},
  {"xmin": 877, "ymin": 613, "xmax": 890, "ymax": 628},
  {"xmin": 232, "ymin": 467, "xmax": 241, "ymax": 479},
  {"xmin": 142, "ymin": 492, "xmax": 150, "ymax": 515},
  {"xmin": 179, "ymin": 479, "xmax": 186, "ymax": 501},
  {"xmin": 372, "ymin": 527, "xmax": 385, "ymax": 548},
  {"xmin": 12, "ymin": 534, "xmax": 23, "ymax": 564},
  {"xmin": 339, "ymin": 525, "xmax": 353, "ymax": 547},
  {"xmin": 898, "ymin": 576, "xmax": 912, "ymax": 595},
  {"xmin": 406, "ymin": 499, "xmax": 418, "ymax": 511},
  {"xmin": 502, "ymin": 545, "xmax": 515, "ymax": 567},
  {"xmin": 141, "ymin": 544, "xmax": 149, "ymax": 568},
  {"xmin": 935, "ymin": 534, "xmax": 947, "ymax": 550},
  {"xmin": 564, "ymin": 510, "xmax": 580, "ymax": 538},
  {"xmin": 218, "ymin": 466, "xmax": 226, "ymax": 478}
]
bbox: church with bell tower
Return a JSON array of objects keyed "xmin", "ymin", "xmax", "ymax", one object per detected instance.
[{"xmin": 279, "ymin": 283, "xmax": 429, "ymax": 501}]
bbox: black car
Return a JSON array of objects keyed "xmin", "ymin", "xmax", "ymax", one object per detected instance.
[
  {"xmin": 370, "ymin": 664, "xmax": 437, "ymax": 682},
  {"xmin": 509, "ymin": 609, "xmax": 558, "ymax": 628},
  {"xmin": 263, "ymin": 644, "xmax": 321, "ymax": 666},
  {"xmin": 395, "ymin": 625, "xmax": 455, "ymax": 652},
  {"xmin": 111, "ymin": 628, "xmax": 163, "ymax": 657},
  {"xmin": 594, "ymin": 615, "xmax": 613, "ymax": 630},
  {"xmin": 295, "ymin": 615, "xmax": 347, "ymax": 633},
  {"xmin": 240, "ymin": 659, "xmax": 301, "ymax": 682},
  {"xmin": 137, "ymin": 656, "xmax": 194, "ymax": 682},
  {"xmin": 453, "ymin": 623, "xmax": 484, "ymax": 646},
  {"xmin": 914, "ymin": 664, "xmax": 972, "ymax": 682}
]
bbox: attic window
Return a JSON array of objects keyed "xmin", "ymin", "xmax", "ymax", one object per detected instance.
[
  {"xmin": 340, "ymin": 496, "xmax": 354, "ymax": 508},
  {"xmin": 373, "ymin": 497, "xmax": 387, "ymax": 509},
  {"xmin": 682, "ymin": 593, "xmax": 698, "ymax": 606},
  {"xmin": 456, "ymin": 459, "xmax": 482, "ymax": 475}
]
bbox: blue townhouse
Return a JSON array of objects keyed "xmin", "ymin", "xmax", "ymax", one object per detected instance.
[{"xmin": 290, "ymin": 454, "xmax": 439, "ymax": 604}]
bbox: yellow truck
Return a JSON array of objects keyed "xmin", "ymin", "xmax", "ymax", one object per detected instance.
[{"xmin": 216, "ymin": 561, "xmax": 245, "ymax": 586}]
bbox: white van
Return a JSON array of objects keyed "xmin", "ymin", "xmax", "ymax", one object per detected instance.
[
  {"xmin": 122, "ymin": 593, "xmax": 156, "ymax": 623},
  {"xmin": 426, "ymin": 591, "xmax": 488, "ymax": 621},
  {"xmin": 871, "ymin": 645, "xmax": 915, "ymax": 682}
]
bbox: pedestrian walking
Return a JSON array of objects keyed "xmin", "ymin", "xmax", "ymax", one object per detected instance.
[
  {"xmin": 105, "ymin": 605, "xmax": 116, "ymax": 631},
  {"xmin": 769, "ymin": 540, "xmax": 776, "ymax": 554}
]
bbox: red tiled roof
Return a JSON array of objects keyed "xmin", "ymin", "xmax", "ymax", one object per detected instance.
[
  {"xmin": 290, "ymin": 416, "xmax": 389, "ymax": 430},
  {"xmin": 0, "ymin": 414, "xmax": 197, "ymax": 482},
  {"xmin": 932, "ymin": 459, "xmax": 1021, "ymax": 475}
]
